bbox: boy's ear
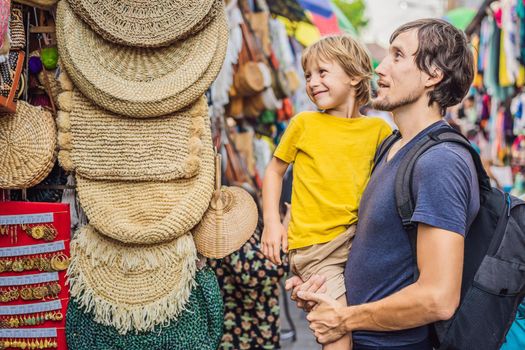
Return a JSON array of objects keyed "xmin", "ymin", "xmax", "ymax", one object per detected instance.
[{"xmin": 350, "ymin": 77, "xmax": 362, "ymax": 86}]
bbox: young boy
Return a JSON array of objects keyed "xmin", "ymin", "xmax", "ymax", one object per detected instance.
[{"xmin": 261, "ymin": 35, "xmax": 391, "ymax": 350}]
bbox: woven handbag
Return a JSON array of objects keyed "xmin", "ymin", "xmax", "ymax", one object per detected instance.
[
  {"xmin": 9, "ymin": 6, "xmax": 25, "ymax": 50},
  {"xmin": 0, "ymin": 50, "xmax": 24, "ymax": 113},
  {"xmin": 193, "ymin": 154, "xmax": 258, "ymax": 259},
  {"xmin": 233, "ymin": 22, "xmax": 265, "ymax": 97}
]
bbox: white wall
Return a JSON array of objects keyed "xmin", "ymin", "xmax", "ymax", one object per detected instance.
[{"xmin": 362, "ymin": 0, "xmax": 447, "ymax": 47}]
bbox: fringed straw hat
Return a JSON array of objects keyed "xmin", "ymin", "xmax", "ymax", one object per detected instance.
[
  {"xmin": 193, "ymin": 155, "xmax": 258, "ymax": 258},
  {"xmin": 66, "ymin": 0, "xmax": 218, "ymax": 48},
  {"xmin": 0, "ymin": 101, "xmax": 56, "ymax": 189},
  {"xmin": 56, "ymin": 90, "xmax": 208, "ymax": 181},
  {"xmin": 56, "ymin": 0, "xmax": 228, "ymax": 118},
  {"xmin": 74, "ymin": 116, "xmax": 215, "ymax": 245},
  {"xmin": 68, "ymin": 225, "xmax": 197, "ymax": 334}
]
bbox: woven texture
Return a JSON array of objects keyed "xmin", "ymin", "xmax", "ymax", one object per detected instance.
[
  {"xmin": 56, "ymin": 0, "xmax": 228, "ymax": 118},
  {"xmin": 0, "ymin": 101, "xmax": 56, "ymax": 189},
  {"xmin": 66, "ymin": 267, "xmax": 223, "ymax": 349},
  {"xmin": 9, "ymin": 6, "xmax": 25, "ymax": 50},
  {"xmin": 67, "ymin": 226, "xmax": 198, "ymax": 334},
  {"xmin": 66, "ymin": 0, "xmax": 217, "ymax": 48},
  {"xmin": 193, "ymin": 186, "xmax": 258, "ymax": 259},
  {"xmin": 57, "ymin": 90, "xmax": 207, "ymax": 181},
  {"xmin": 75, "ymin": 114, "xmax": 215, "ymax": 245}
]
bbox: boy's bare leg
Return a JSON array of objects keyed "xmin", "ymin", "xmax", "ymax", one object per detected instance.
[{"xmin": 322, "ymin": 294, "xmax": 352, "ymax": 350}]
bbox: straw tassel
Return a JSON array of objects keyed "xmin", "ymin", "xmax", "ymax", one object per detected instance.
[
  {"xmin": 57, "ymin": 91, "xmax": 73, "ymax": 112},
  {"xmin": 74, "ymin": 225, "xmax": 195, "ymax": 272},
  {"xmin": 67, "ymin": 230, "xmax": 198, "ymax": 335},
  {"xmin": 56, "ymin": 111, "xmax": 71, "ymax": 132},
  {"xmin": 57, "ymin": 131, "xmax": 72, "ymax": 150},
  {"xmin": 58, "ymin": 150, "xmax": 74, "ymax": 171},
  {"xmin": 57, "ymin": 68, "xmax": 74, "ymax": 91}
]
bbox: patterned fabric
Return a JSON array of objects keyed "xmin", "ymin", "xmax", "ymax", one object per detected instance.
[
  {"xmin": 209, "ymin": 220, "xmax": 288, "ymax": 350},
  {"xmin": 66, "ymin": 267, "xmax": 224, "ymax": 350},
  {"xmin": 0, "ymin": 0, "xmax": 9, "ymax": 48}
]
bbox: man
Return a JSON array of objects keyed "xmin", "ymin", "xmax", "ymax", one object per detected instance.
[{"xmin": 288, "ymin": 19, "xmax": 480, "ymax": 350}]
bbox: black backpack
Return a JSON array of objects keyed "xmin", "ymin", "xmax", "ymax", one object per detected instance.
[{"xmin": 373, "ymin": 126, "xmax": 525, "ymax": 350}]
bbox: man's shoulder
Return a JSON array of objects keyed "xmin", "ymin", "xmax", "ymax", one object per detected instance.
[{"xmin": 416, "ymin": 141, "xmax": 476, "ymax": 173}]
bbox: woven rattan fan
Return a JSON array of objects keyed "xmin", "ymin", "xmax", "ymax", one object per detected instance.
[{"xmin": 193, "ymin": 154, "xmax": 258, "ymax": 259}]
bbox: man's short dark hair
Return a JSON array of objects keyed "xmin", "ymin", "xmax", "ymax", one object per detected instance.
[{"xmin": 391, "ymin": 19, "xmax": 474, "ymax": 116}]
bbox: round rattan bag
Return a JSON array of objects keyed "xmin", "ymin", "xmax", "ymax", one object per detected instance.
[
  {"xmin": 56, "ymin": 90, "xmax": 208, "ymax": 182},
  {"xmin": 66, "ymin": 0, "xmax": 218, "ymax": 48},
  {"xmin": 56, "ymin": 0, "xmax": 228, "ymax": 118},
  {"xmin": 75, "ymin": 113, "xmax": 215, "ymax": 245},
  {"xmin": 193, "ymin": 154, "xmax": 258, "ymax": 259},
  {"xmin": 0, "ymin": 101, "xmax": 56, "ymax": 189},
  {"xmin": 68, "ymin": 225, "xmax": 198, "ymax": 334}
]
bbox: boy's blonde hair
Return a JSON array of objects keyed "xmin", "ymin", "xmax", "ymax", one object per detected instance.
[{"xmin": 301, "ymin": 35, "xmax": 373, "ymax": 107}]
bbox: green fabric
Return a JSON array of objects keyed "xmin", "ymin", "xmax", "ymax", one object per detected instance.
[
  {"xmin": 66, "ymin": 267, "xmax": 224, "ymax": 350},
  {"xmin": 331, "ymin": 3, "xmax": 357, "ymax": 37},
  {"xmin": 260, "ymin": 110, "xmax": 276, "ymax": 125}
]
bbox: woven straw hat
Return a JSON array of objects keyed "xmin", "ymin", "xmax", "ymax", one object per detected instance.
[
  {"xmin": 75, "ymin": 115, "xmax": 215, "ymax": 245},
  {"xmin": 66, "ymin": 0, "xmax": 218, "ymax": 48},
  {"xmin": 56, "ymin": 90, "xmax": 208, "ymax": 181},
  {"xmin": 193, "ymin": 155, "xmax": 258, "ymax": 258},
  {"xmin": 68, "ymin": 225, "xmax": 197, "ymax": 334},
  {"xmin": 56, "ymin": 0, "xmax": 228, "ymax": 118},
  {"xmin": 0, "ymin": 101, "xmax": 56, "ymax": 189}
]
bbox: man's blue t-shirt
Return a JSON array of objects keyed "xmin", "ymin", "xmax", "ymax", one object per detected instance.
[{"xmin": 344, "ymin": 121, "xmax": 480, "ymax": 347}]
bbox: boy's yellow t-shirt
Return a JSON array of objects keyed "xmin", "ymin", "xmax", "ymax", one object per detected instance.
[{"xmin": 274, "ymin": 111, "xmax": 392, "ymax": 250}]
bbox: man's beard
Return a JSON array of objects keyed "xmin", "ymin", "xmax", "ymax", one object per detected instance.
[{"xmin": 371, "ymin": 92, "xmax": 419, "ymax": 111}]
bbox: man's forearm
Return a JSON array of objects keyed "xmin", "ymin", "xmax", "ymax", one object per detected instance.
[{"xmin": 342, "ymin": 280, "xmax": 454, "ymax": 333}]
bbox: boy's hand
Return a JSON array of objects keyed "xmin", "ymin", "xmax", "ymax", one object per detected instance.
[{"xmin": 261, "ymin": 221, "xmax": 288, "ymax": 265}]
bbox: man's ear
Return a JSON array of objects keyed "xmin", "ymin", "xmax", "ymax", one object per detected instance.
[{"xmin": 424, "ymin": 67, "xmax": 444, "ymax": 88}]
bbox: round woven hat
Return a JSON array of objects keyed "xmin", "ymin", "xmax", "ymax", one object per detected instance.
[
  {"xmin": 193, "ymin": 155, "xmax": 258, "ymax": 258},
  {"xmin": 56, "ymin": 89, "xmax": 208, "ymax": 181},
  {"xmin": 75, "ymin": 115, "xmax": 215, "ymax": 245},
  {"xmin": 56, "ymin": 0, "xmax": 228, "ymax": 118},
  {"xmin": 66, "ymin": 0, "xmax": 218, "ymax": 48},
  {"xmin": 0, "ymin": 101, "xmax": 56, "ymax": 189},
  {"xmin": 68, "ymin": 225, "xmax": 198, "ymax": 334}
]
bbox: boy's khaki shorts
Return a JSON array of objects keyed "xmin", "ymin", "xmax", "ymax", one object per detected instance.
[{"xmin": 288, "ymin": 225, "xmax": 356, "ymax": 300}]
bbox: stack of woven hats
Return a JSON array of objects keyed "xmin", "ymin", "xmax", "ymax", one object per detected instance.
[{"xmin": 54, "ymin": 0, "xmax": 228, "ymax": 335}]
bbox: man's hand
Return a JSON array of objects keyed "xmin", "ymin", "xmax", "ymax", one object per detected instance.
[
  {"xmin": 285, "ymin": 275, "xmax": 327, "ymax": 311},
  {"xmin": 298, "ymin": 291, "xmax": 349, "ymax": 344},
  {"xmin": 261, "ymin": 221, "xmax": 287, "ymax": 265}
]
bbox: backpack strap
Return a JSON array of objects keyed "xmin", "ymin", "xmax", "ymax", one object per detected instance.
[
  {"xmin": 372, "ymin": 129, "xmax": 401, "ymax": 173},
  {"xmin": 394, "ymin": 126, "xmax": 491, "ymax": 280}
]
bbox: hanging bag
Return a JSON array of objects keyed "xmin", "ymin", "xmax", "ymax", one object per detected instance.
[
  {"xmin": 193, "ymin": 153, "xmax": 258, "ymax": 259},
  {"xmin": 0, "ymin": 50, "xmax": 25, "ymax": 113},
  {"xmin": 9, "ymin": 5, "xmax": 25, "ymax": 50}
]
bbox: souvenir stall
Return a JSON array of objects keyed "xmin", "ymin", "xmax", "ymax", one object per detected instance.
[
  {"xmin": 459, "ymin": 0, "xmax": 525, "ymax": 198},
  {"xmin": 0, "ymin": 0, "xmax": 263, "ymax": 349}
]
